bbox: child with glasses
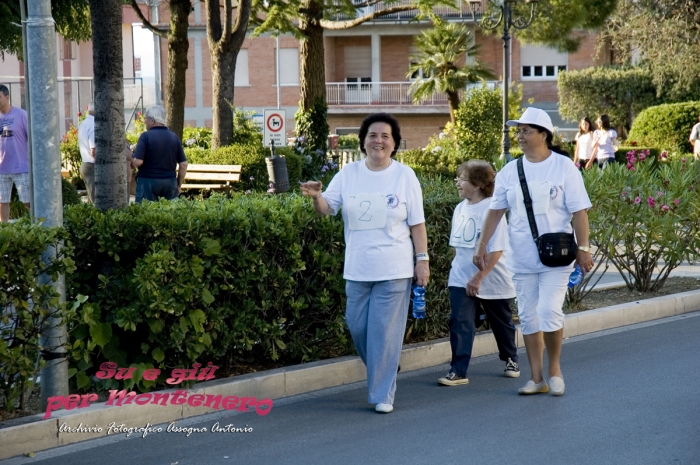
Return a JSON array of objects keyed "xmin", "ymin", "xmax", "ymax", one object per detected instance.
[{"xmin": 437, "ymin": 160, "xmax": 519, "ymax": 386}]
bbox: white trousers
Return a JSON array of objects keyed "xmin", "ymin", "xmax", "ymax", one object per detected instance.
[{"xmin": 512, "ymin": 270, "xmax": 569, "ymax": 335}]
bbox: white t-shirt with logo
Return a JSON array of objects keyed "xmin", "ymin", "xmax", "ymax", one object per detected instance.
[
  {"xmin": 490, "ymin": 153, "xmax": 592, "ymax": 274},
  {"xmin": 448, "ymin": 198, "xmax": 515, "ymax": 299},
  {"xmin": 322, "ymin": 159, "xmax": 425, "ymax": 281}
]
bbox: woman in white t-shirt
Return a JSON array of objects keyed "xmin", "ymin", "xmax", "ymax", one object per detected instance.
[
  {"xmin": 474, "ymin": 107, "xmax": 594, "ymax": 397},
  {"xmin": 437, "ymin": 160, "xmax": 519, "ymax": 386},
  {"xmin": 300, "ymin": 113, "xmax": 429, "ymax": 414},
  {"xmin": 573, "ymin": 117, "xmax": 594, "ymax": 171},
  {"xmin": 586, "ymin": 114, "xmax": 618, "ymax": 170}
]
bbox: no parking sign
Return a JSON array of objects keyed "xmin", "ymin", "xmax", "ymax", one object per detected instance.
[{"xmin": 263, "ymin": 109, "xmax": 286, "ymax": 147}]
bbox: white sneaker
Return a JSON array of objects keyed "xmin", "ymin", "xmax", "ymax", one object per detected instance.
[{"xmin": 375, "ymin": 403, "xmax": 393, "ymax": 413}]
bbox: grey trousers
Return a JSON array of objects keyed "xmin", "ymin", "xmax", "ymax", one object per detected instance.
[
  {"xmin": 80, "ymin": 162, "xmax": 95, "ymax": 204},
  {"xmin": 345, "ymin": 278, "xmax": 412, "ymax": 405}
]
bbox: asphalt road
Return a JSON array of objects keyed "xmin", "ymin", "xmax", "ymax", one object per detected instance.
[{"xmin": 4, "ymin": 312, "xmax": 700, "ymax": 465}]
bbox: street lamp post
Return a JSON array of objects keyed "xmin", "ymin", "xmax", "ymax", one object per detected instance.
[{"xmin": 470, "ymin": 0, "xmax": 538, "ymax": 161}]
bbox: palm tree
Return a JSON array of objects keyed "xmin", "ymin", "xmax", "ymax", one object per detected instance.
[{"xmin": 408, "ymin": 18, "xmax": 495, "ymax": 122}]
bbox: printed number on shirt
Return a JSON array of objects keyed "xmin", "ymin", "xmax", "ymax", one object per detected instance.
[
  {"xmin": 516, "ymin": 181, "xmax": 551, "ymax": 217},
  {"xmin": 347, "ymin": 193, "xmax": 387, "ymax": 230},
  {"xmin": 450, "ymin": 214, "xmax": 479, "ymax": 248}
]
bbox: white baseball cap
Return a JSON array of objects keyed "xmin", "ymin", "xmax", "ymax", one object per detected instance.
[{"xmin": 506, "ymin": 107, "xmax": 554, "ymax": 133}]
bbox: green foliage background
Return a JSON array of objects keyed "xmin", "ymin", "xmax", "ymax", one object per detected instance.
[
  {"xmin": 557, "ymin": 66, "xmax": 659, "ymax": 130},
  {"xmin": 628, "ymin": 101, "xmax": 700, "ymax": 153}
]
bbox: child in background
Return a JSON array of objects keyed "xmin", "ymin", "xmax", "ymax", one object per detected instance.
[
  {"xmin": 438, "ymin": 160, "xmax": 520, "ymax": 386},
  {"xmin": 574, "ymin": 117, "xmax": 594, "ymax": 171}
]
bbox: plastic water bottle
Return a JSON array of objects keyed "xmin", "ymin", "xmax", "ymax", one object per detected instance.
[
  {"xmin": 412, "ymin": 285, "xmax": 426, "ymax": 319},
  {"xmin": 568, "ymin": 265, "xmax": 583, "ymax": 288}
]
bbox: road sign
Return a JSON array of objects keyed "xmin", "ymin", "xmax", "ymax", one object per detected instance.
[{"xmin": 263, "ymin": 109, "xmax": 286, "ymax": 148}]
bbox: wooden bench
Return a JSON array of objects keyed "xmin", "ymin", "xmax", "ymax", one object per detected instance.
[{"xmin": 181, "ymin": 164, "xmax": 242, "ymax": 195}]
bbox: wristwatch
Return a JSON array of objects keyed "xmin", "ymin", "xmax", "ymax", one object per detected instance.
[{"xmin": 578, "ymin": 245, "xmax": 590, "ymax": 253}]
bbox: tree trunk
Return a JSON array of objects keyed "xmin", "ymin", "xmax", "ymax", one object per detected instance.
[
  {"xmin": 165, "ymin": 0, "xmax": 192, "ymax": 139},
  {"xmin": 210, "ymin": 44, "xmax": 236, "ymax": 148},
  {"xmin": 447, "ymin": 91, "xmax": 460, "ymax": 123},
  {"xmin": 205, "ymin": 0, "xmax": 251, "ymax": 150},
  {"xmin": 89, "ymin": 0, "xmax": 127, "ymax": 210},
  {"xmin": 298, "ymin": 0, "xmax": 326, "ymax": 115}
]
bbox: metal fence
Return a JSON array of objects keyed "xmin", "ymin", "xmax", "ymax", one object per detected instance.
[
  {"xmin": 326, "ymin": 81, "xmax": 499, "ymax": 106},
  {"xmin": 0, "ymin": 76, "xmax": 153, "ymax": 133},
  {"xmin": 331, "ymin": 0, "xmax": 484, "ymax": 21}
]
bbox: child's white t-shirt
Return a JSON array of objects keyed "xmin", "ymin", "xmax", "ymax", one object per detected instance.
[
  {"xmin": 322, "ymin": 159, "xmax": 425, "ymax": 281},
  {"xmin": 594, "ymin": 129, "xmax": 618, "ymax": 159},
  {"xmin": 448, "ymin": 198, "xmax": 515, "ymax": 299},
  {"xmin": 576, "ymin": 132, "xmax": 593, "ymax": 160},
  {"xmin": 490, "ymin": 153, "xmax": 592, "ymax": 273}
]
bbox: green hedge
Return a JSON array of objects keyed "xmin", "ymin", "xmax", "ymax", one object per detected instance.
[
  {"xmin": 59, "ymin": 177, "xmax": 459, "ymax": 389},
  {"xmin": 184, "ymin": 144, "xmax": 303, "ymax": 192},
  {"xmin": 0, "ymin": 220, "xmax": 75, "ymax": 410},
  {"xmin": 628, "ymin": 101, "xmax": 700, "ymax": 152}
]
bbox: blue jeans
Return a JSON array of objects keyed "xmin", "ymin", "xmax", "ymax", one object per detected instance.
[
  {"xmin": 448, "ymin": 287, "xmax": 518, "ymax": 377},
  {"xmin": 345, "ymin": 278, "xmax": 411, "ymax": 405},
  {"xmin": 135, "ymin": 177, "xmax": 178, "ymax": 203}
]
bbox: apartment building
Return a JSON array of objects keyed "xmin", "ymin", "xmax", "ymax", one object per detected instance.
[{"xmin": 0, "ymin": 1, "xmax": 607, "ymax": 147}]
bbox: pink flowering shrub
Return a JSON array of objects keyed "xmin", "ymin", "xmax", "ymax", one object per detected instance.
[{"xmin": 584, "ymin": 156, "xmax": 700, "ymax": 291}]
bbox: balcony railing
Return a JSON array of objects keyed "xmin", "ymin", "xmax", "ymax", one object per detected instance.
[
  {"xmin": 331, "ymin": 0, "xmax": 484, "ymax": 22},
  {"xmin": 326, "ymin": 81, "xmax": 499, "ymax": 106}
]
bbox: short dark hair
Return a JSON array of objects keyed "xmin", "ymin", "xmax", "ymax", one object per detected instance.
[
  {"xmin": 0, "ymin": 85, "xmax": 9, "ymax": 97},
  {"xmin": 457, "ymin": 159, "xmax": 496, "ymax": 197},
  {"xmin": 358, "ymin": 113, "xmax": 402, "ymax": 157}
]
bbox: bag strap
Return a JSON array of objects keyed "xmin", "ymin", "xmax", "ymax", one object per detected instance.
[{"xmin": 517, "ymin": 157, "xmax": 539, "ymax": 240}]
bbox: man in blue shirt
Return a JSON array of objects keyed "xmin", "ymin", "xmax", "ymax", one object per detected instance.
[{"xmin": 132, "ymin": 105, "xmax": 187, "ymax": 202}]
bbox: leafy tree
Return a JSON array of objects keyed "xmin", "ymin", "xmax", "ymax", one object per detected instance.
[
  {"xmin": 129, "ymin": 0, "xmax": 192, "ymax": 139},
  {"xmin": 493, "ymin": 0, "xmax": 618, "ymax": 52},
  {"xmin": 89, "ymin": 0, "xmax": 128, "ymax": 210},
  {"xmin": 0, "ymin": 0, "xmax": 91, "ymax": 59},
  {"xmin": 206, "ymin": 0, "xmax": 252, "ymax": 149},
  {"xmin": 557, "ymin": 66, "xmax": 659, "ymax": 131},
  {"xmin": 408, "ymin": 17, "xmax": 495, "ymax": 122},
  {"xmin": 599, "ymin": 0, "xmax": 700, "ymax": 102},
  {"xmin": 252, "ymin": 0, "xmax": 446, "ymax": 156}
]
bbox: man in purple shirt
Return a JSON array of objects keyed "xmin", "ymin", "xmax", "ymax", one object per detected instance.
[{"xmin": 0, "ymin": 84, "xmax": 30, "ymax": 222}]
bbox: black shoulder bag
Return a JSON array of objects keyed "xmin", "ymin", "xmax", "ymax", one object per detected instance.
[{"xmin": 517, "ymin": 157, "xmax": 577, "ymax": 267}]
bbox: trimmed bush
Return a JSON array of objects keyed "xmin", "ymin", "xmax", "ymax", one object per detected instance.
[
  {"xmin": 557, "ymin": 66, "xmax": 659, "ymax": 130},
  {"xmin": 182, "ymin": 126, "xmax": 212, "ymax": 150},
  {"xmin": 63, "ymin": 196, "xmax": 351, "ymax": 389},
  {"xmin": 628, "ymin": 101, "xmax": 700, "ymax": 152},
  {"xmin": 0, "ymin": 220, "xmax": 75, "ymax": 410}
]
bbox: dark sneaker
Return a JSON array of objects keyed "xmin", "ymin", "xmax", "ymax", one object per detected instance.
[
  {"xmin": 437, "ymin": 372, "xmax": 469, "ymax": 386},
  {"xmin": 504, "ymin": 358, "xmax": 520, "ymax": 378}
]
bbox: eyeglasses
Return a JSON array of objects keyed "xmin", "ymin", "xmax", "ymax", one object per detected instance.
[{"xmin": 513, "ymin": 129, "xmax": 536, "ymax": 137}]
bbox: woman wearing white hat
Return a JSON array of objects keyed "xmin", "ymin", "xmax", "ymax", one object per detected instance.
[{"xmin": 473, "ymin": 107, "xmax": 594, "ymax": 396}]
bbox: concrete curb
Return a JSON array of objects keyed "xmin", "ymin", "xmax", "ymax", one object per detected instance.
[{"xmin": 2, "ymin": 288, "xmax": 700, "ymax": 459}]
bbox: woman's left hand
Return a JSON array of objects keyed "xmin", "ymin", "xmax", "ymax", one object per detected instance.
[
  {"xmin": 414, "ymin": 261, "xmax": 430, "ymax": 287},
  {"xmin": 576, "ymin": 250, "xmax": 594, "ymax": 275}
]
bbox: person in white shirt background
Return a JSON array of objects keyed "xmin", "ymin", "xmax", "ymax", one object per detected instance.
[
  {"xmin": 586, "ymin": 114, "xmax": 618, "ymax": 170},
  {"xmin": 437, "ymin": 160, "xmax": 520, "ymax": 387},
  {"xmin": 300, "ymin": 113, "xmax": 429, "ymax": 414},
  {"xmin": 78, "ymin": 102, "xmax": 96, "ymax": 203},
  {"xmin": 688, "ymin": 114, "xmax": 700, "ymax": 160},
  {"xmin": 474, "ymin": 107, "xmax": 594, "ymax": 397},
  {"xmin": 573, "ymin": 117, "xmax": 594, "ymax": 171}
]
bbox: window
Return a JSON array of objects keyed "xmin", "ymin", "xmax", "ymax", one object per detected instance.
[
  {"xmin": 345, "ymin": 77, "xmax": 371, "ymax": 90},
  {"xmin": 520, "ymin": 44, "xmax": 568, "ymax": 80},
  {"xmin": 279, "ymin": 48, "xmax": 299, "ymax": 85},
  {"xmin": 234, "ymin": 49, "xmax": 249, "ymax": 86},
  {"xmin": 344, "ymin": 46, "xmax": 371, "ymax": 80}
]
